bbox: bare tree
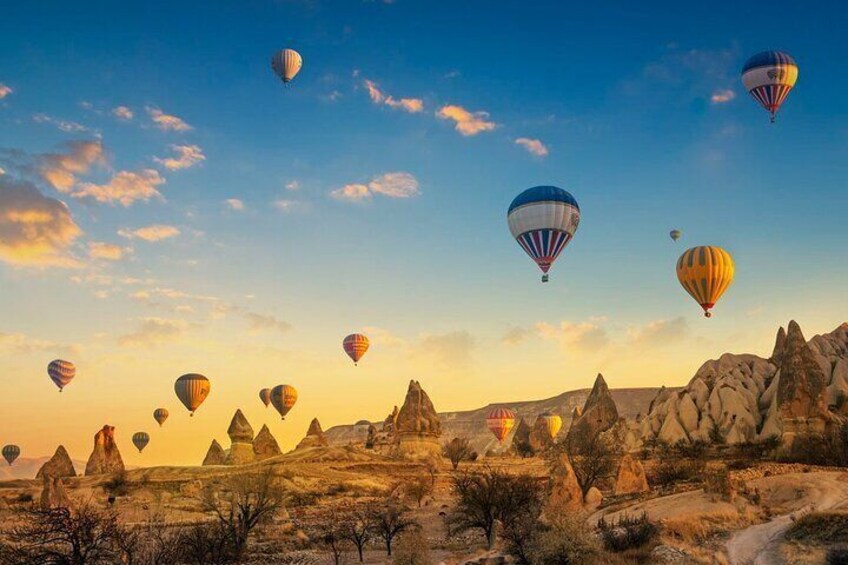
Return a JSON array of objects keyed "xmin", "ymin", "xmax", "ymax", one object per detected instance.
[
  {"xmin": 178, "ymin": 522, "xmax": 235, "ymax": 565},
  {"xmin": 319, "ymin": 523, "xmax": 349, "ymax": 565},
  {"xmin": 403, "ymin": 474, "xmax": 433, "ymax": 508},
  {"xmin": 564, "ymin": 428, "xmax": 619, "ymax": 497},
  {"xmin": 340, "ymin": 510, "xmax": 372, "ymax": 563},
  {"xmin": 368, "ymin": 500, "xmax": 415, "ymax": 556},
  {"xmin": 443, "ymin": 437, "xmax": 474, "ymax": 470}
]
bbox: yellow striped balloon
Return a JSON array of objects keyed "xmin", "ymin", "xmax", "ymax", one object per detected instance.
[
  {"xmin": 132, "ymin": 432, "xmax": 150, "ymax": 453},
  {"xmin": 538, "ymin": 412, "xmax": 563, "ymax": 440},
  {"xmin": 271, "ymin": 384, "xmax": 298, "ymax": 420},
  {"xmin": 174, "ymin": 374, "xmax": 211, "ymax": 416},
  {"xmin": 676, "ymin": 246, "xmax": 735, "ymax": 318}
]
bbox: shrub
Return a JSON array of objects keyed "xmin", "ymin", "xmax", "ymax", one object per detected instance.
[
  {"xmin": 443, "ymin": 437, "xmax": 474, "ymax": 470},
  {"xmin": 827, "ymin": 547, "xmax": 848, "ymax": 565},
  {"xmin": 104, "ymin": 470, "xmax": 130, "ymax": 496},
  {"xmin": 526, "ymin": 513, "xmax": 603, "ymax": 564},
  {"xmin": 597, "ymin": 512, "xmax": 658, "ymax": 552},
  {"xmin": 703, "ymin": 464, "xmax": 733, "ymax": 500},
  {"xmin": 403, "ymin": 475, "xmax": 433, "ymax": 508},
  {"xmin": 786, "ymin": 512, "xmax": 848, "ymax": 544},
  {"xmin": 392, "ymin": 527, "xmax": 431, "ymax": 565},
  {"xmin": 652, "ymin": 458, "xmax": 703, "ymax": 487}
]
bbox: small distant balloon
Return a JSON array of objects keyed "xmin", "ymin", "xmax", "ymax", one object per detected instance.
[
  {"xmin": 669, "ymin": 229, "xmax": 682, "ymax": 242},
  {"xmin": 486, "ymin": 407, "xmax": 516, "ymax": 443},
  {"xmin": 270, "ymin": 384, "xmax": 298, "ymax": 420},
  {"xmin": 174, "ymin": 374, "xmax": 211, "ymax": 416},
  {"xmin": 538, "ymin": 412, "xmax": 563, "ymax": 440},
  {"xmin": 271, "ymin": 48, "xmax": 303, "ymax": 84},
  {"xmin": 132, "ymin": 432, "xmax": 150, "ymax": 453},
  {"xmin": 741, "ymin": 50, "xmax": 798, "ymax": 123},
  {"xmin": 47, "ymin": 359, "xmax": 75, "ymax": 392},
  {"xmin": 676, "ymin": 245, "xmax": 735, "ymax": 318},
  {"xmin": 2, "ymin": 445, "xmax": 20, "ymax": 466},
  {"xmin": 259, "ymin": 388, "xmax": 272, "ymax": 408},
  {"xmin": 153, "ymin": 408, "xmax": 169, "ymax": 427},
  {"xmin": 343, "ymin": 334, "xmax": 370, "ymax": 366}
]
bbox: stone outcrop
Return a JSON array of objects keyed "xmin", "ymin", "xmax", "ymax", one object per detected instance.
[
  {"xmin": 84, "ymin": 425, "xmax": 124, "ymax": 476},
  {"xmin": 510, "ymin": 417, "xmax": 532, "ymax": 455},
  {"xmin": 771, "ymin": 326, "xmax": 787, "ymax": 364},
  {"xmin": 584, "ymin": 486, "xmax": 603, "ymax": 510},
  {"xmin": 395, "ymin": 380, "xmax": 442, "ymax": 460},
  {"xmin": 528, "ymin": 416, "xmax": 555, "ymax": 453},
  {"xmin": 202, "ymin": 440, "xmax": 226, "ymax": 466},
  {"xmin": 253, "ymin": 424, "xmax": 282, "ymax": 460},
  {"xmin": 36, "ymin": 446, "xmax": 76, "ymax": 480},
  {"xmin": 296, "ymin": 418, "xmax": 329, "ymax": 450},
  {"xmin": 226, "ymin": 410, "xmax": 255, "ymax": 465},
  {"xmin": 614, "ymin": 453, "xmax": 649, "ymax": 495},
  {"xmin": 566, "ymin": 374, "xmax": 619, "ymax": 448},
  {"xmin": 548, "ymin": 454, "xmax": 583, "ymax": 511},
  {"xmin": 40, "ymin": 477, "xmax": 71, "ymax": 509},
  {"xmin": 382, "ymin": 406, "xmax": 399, "ymax": 434}
]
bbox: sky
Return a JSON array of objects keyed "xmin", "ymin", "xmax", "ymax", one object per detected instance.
[{"xmin": 0, "ymin": 0, "xmax": 846, "ymax": 466}]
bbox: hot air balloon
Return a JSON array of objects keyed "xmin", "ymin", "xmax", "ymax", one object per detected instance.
[
  {"xmin": 508, "ymin": 186, "xmax": 580, "ymax": 282},
  {"xmin": 259, "ymin": 388, "xmax": 271, "ymax": 408},
  {"xmin": 270, "ymin": 384, "xmax": 298, "ymax": 420},
  {"xmin": 153, "ymin": 408, "xmax": 169, "ymax": 427},
  {"xmin": 132, "ymin": 432, "xmax": 150, "ymax": 453},
  {"xmin": 47, "ymin": 359, "xmax": 75, "ymax": 391},
  {"xmin": 2, "ymin": 445, "xmax": 20, "ymax": 466},
  {"xmin": 486, "ymin": 407, "xmax": 516, "ymax": 443},
  {"xmin": 537, "ymin": 412, "xmax": 563, "ymax": 440},
  {"xmin": 676, "ymin": 246, "xmax": 735, "ymax": 318},
  {"xmin": 741, "ymin": 50, "xmax": 798, "ymax": 123},
  {"xmin": 271, "ymin": 48, "xmax": 303, "ymax": 85},
  {"xmin": 174, "ymin": 373, "xmax": 211, "ymax": 416},
  {"xmin": 343, "ymin": 334, "xmax": 370, "ymax": 366},
  {"xmin": 670, "ymin": 229, "xmax": 682, "ymax": 242}
]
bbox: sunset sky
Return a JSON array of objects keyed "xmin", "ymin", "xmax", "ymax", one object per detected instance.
[{"xmin": 0, "ymin": 1, "xmax": 846, "ymax": 466}]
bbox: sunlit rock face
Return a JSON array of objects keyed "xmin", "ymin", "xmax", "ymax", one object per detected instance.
[
  {"xmin": 202, "ymin": 440, "xmax": 226, "ymax": 466},
  {"xmin": 395, "ymin": 380, "xmax": 442, "ymax": 460},
  {"xmin": 225, "ymin": 409, "xmax": 255, "ymax": 466},
  {"xmin": 254, "ymin": 424, "xmax": 282, "ymax": 460},
  {"xmin": 37, "ymin": 445, "xmax": 76, "ymax": 480},
  {"xmin": 295, "ymin": 418, "xmax": 328, "ymax": 450},
  {"xmin": 84, "ymin": 425, "xmax": 124, "ymax": 476},
  {"xmin": 566, "ymin": 374, "xmax": 619, "ymax": 448}
]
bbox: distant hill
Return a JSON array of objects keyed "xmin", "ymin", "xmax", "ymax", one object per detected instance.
[
  {"xmin": 325, "ymin": 386, "xmax": 668, "ymax": 456},
  {"xmin": 0, "ymin": 456, "xmax": 86, "ymax": 481}
]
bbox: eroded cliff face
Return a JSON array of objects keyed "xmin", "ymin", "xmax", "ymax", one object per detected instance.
[{"xmin": 84, "ymin": 425, "xmax": 124, "ymax": 476}]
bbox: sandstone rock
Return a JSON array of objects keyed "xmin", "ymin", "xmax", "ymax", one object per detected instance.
[
  {"xmin": 658, "ymin": 412, "xmax": 688, "ymax": 445},
  {"xmin": 511, "ymin": 417, "xmax": 532, "ymax": 455},
  {"xmin": 777, "ymin": 321, "xmax": 829, "ymax": 420},
  {"xmin": 253, "ymin": 424, "xmax": 282, "ymax": 460},
  {"xmin": 296, "ymin": 418, "xmax": 329, "ymax": 450},
  {"xmin": 227, "ymin": 409, "xmax": 254, "ymax": 443},
  {"xmin": 180, "ymin": 480, "xmax": 203, "ymax": 498},
  {"xmin": 395, "ymin": 380, "xmax": 441, "ymax": 437},
  {"xmin": 771, "ymin": 326, "xmax": 787, "ymax": 364},
  {"xmin": 36, "ymin": 445, "xmax": 76, "ymax": 480},
  {"xmin": 40, "ymin": 477, "xmax": 70, "ymax": 509},
  {"xmin": 382, "ymin": 406, "xmax": 399, "ymax": 433},
  {"xmin": 528, "ymin": 416, "xmax": 555, "ymax": 452},
  {"xmin": 651, "ymin": 545, "xmax": 692, "ymax": 564},
  {"xmin": 584, "ymin": 486, "xmax": 603, "ymax": 510},
  {"xmin": 567, "ymin": 374, "xmax": 619, "ymax": 448},
  {"xmin": 548, "ymin": 454, "xmax": 583, "ymax": 511},
  {"xmin": 614, "ymin": 453, "xmax": 649, "ymax": 495},
  {"xmin": 84, "ymin": 425, "xmax": 124, "ymax": 476},
  {"xmin": 202, "ymin": 440, "xmax": 226, "ymax": 466}
]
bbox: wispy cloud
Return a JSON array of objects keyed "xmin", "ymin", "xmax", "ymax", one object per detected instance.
[
  {"xmin": 225, "ymin": 198, "xmax": 245, "ymax": 211},
  {"xmin": 146, "ymin": 106, "xmax": 192, "ymax": 132},
  {"xmin": 112, "ymin": 106, "xmax": 133, "ymax": 120},
  {"xmin": 331, "ymin": 172, "xmax": 420, "ymax": 202},
  {"xmin": 363, "ymin": 79, "xmax": 424, "ymax": 113},
  {"xmin": 285, "ymin": 180, "xmax": 300, "ymax": 191},
  {"xmin": 32, "ymin": 113, "xmax": 88, "ymax": 133},
  {"xmin": 88, "ymin": 242, "xmax": 129, "ymax": 261},
  {"xmin": 710, "ymin": 89, "xmax": 736, "ymax": 104},
  {"xmin": 626, "ymin": 317, "xmax": 688, "ymax": 348},
  {"xmin": 412, "ymin": 330, "xmax": 475, "ymax": 369},
  {"xmin": 37, "ymin": 140, "xmax": 106, "ymax": 192},
  {"xmin": 153, "ymin": 144, "xmax": 205, "ymax": 170},
  {"xmin": 501, "ymin": 326, "xmax": 531, "ymax": 345},
  {"xmin": 118, "ymin": 317, "xmax": 188, "ymax": 348},
  {"xmin": 73, "ymin": 169, "xmax": 165, "ymax": 206},
  {"xmin": 244, "ymin": 312, "xmax": 292, "ymax": 334},
  {"xmin": 535, "ymin": 318, "xmax": 610, "ymax": 351},
  {"xmin": 436, "ymin": 104, "xmax": 496, "ymax": 136},
  {"xmin": 118, "ymin": 224, "xmax": 180, "ymax": 242},
  {"xmin": 514, "ymin": 137, "xmax": 549, "ymax": 157},
  {"xmin": 0, "ymin": 84, "xmax": 12, "ymax": 99},
  {"xmin": 0, "ymin": 332, "xmax": 80, "ymax": 356}
]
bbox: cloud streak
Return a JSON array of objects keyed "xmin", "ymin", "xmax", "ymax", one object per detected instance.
[
  {"xmin": 154, "ymin": 144, "xmax": 205, "ymax": 170},
  {"xmin": 436, "ymin": 105, "xmax": 496, "ymax": 136},
  {"xmin": 331, "ymin": 172, "xmax": 420, "ymax": 202},
  {"xmin": 363, "ymin": 79, "xmax": 424, "ymax": 113},
  {"xmin": 514, "ymin": 137, "xmax": 549, "ymax": 157},
  {"xmin": 74, "ymin": 169, "xmax": 165, "ymax": 206},
  {"xmin": 118, "ymin": 224, "xmax": 180, "ymax": 242},
  {"xmin": 146, "ymin": 106, "xmax": 192, "ymax": 131}
]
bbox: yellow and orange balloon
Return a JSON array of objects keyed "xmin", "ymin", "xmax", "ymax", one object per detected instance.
[
  {"xmin": 486, "ymin": 407, "xmax": 516, "ymax": 443},
  {"xmin": 537, "ymin": 412, "xmax": 563, "ymax": 440},
  {"xmin": 343, "ymin": 333, "xmax": 370, "ymax": 366},
  {"xmin": 271, "ymin": 384, "xmax": 298, "ymax": 420},
  {"xmin": 174, "ymin": 373, "xmax": 211, "ymax": 416},
  {"xmin": 676, "ymin": 246, "xmax": 735, "ymax": 318}
]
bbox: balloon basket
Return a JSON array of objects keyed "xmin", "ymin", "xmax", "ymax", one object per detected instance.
[{"xmin": 541, "ymin": 274, "xmax": 549, "ymax": 283}]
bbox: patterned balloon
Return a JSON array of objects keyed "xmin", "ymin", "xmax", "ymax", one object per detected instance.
[
  {"xmin": 47, "ymin": 359, "xmax": 76, "ymax": 392},
  {"xmin": 174, "ymin": 374, "xmax": 211, "ymax": 416},
  {"xmin": 153, "ymin": 408, "xmax": 169, "ymax": 427},
  {"xmin": 741, "ymin": 51, "xmax": 798, "ymax": 122},
  {"xmin": 486, "ymin": 407, "xmax": 516, "ymax": 443},
  {"xmin": 259, "ymin": 388, "xmax": 272, "ymax": 408},
  {"xmin": 343, "ymin": 334, "xmax": 370, "ymax": 366},
  {"xmin": 676, "ymin": 246, "xmax": 735, "ymax": 318},
  {"xmin": 132, "ymin": 432, "xmax": 150, "ymax": 453},
  {"xmin": 270, "ymin": 384, "xmax": 298, "ymax": 420},
  {"xmin": 537, "ymin": 412, "xmax": 563, "ymax": 440},
  {"xmin": 669, "ymin": 229, "xmax": 682, "ymax": 242},
  {"xmin": 2, "ymin": 445, "xmax": 20, "ymax": 466},
  {"xmin": 271, "ymin": 48, "xmax": 303, "ymax": 84},
  {"xmin": 508, "ymin": 186, "xmax": 580, "ymax": 282}
]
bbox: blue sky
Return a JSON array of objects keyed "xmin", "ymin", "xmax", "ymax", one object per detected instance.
[{"xmin": 0, "ymin": 0, "xmax": 846, "ymax": 463}]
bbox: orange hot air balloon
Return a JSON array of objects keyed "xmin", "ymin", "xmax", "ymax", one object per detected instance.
[
  {"xmin": 486, "ymin": 407, "xmax": 516, "ymax": 443},
  {"xmin": 259, "ymin": 388, "xmax": 271, "ymax": 408},
  {"xmin": 270, "ymin": 384, "xmax": 297, "ymax": 420},
  {"xmin": 174, "ymin": 373, "xmax": 211, "ymax": 416},
  {"xmin": 537, "ymin": 412, "xmax": 563, "ymax": 440},
  {"xmin": 343, "ymin": 333, "xmax": 370, "ymax": 366},
  {"xmin": 676, "ymin": 246, "xmax": 735, "ymax": 318},
  {"xmin": 153, "ymin": 408, "xmax": 169, "ymax": 427}
]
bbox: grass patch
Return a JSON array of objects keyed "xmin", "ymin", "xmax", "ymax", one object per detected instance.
[{"xmin": 787, "ymin": 512, "xmax": 848, "ymax": 544}]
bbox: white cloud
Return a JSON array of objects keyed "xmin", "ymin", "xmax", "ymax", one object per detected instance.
[
  {"xmin": 535, "ymin": 319, "xmax": 610, "ymax": 351},
  {"xmin": 146, "ymin": 106, "xmax": 192, "ymax": 131},
  {"xmin": 331, "ymin": 172, "xmax": 420, "ymax": 202},
  {"xmin": 413, "ymin": 330, "xmax": 475, "ymax": 368},
  {"xmin": 225, "ymin": 198, "xmax": 245, "ymax": 211},
  {"xmin": 88, "ymin": 241, "xmax": 129, "ymax": 261},
  {"xmin": 32, "ymin": 113, "xmax": 88, "ymax": 133},
  {"xmin": 285, "ymin": 180, "xmax": 300, "ymax": 191},
  {"xmin": 710, "ymin": 89, "xmax": 736, "ymax": 104},
  {"xmin": 118, "ymin": 224, "xmax": 180, "ymax": 242},
  {"xmin": 363, "ymin": 79, "xmax": 424, "ymax": 113},
  {"xmin": 0, "ymin": 84, "xmax": 12, "ymax": 99},
  {"xmin": 514, "ymin": 137, "xmax": 549, "ymax": 157},
  {"xmin": 272, "ymin": 199, "xmax": 301, "ymax": 212},
  {"xmin": 37, "ymin": 140, "xmax": 106, "ymax": 192},
  {"xmin": 112, "ymin": 106, "xmax": 133, "ymax": 120},
  {"xmin": 436, "ymin": 104, "xmax": 496, "ymax": 136},
  {"xmin": 244, "ymin": 312, "xmax": 292, "ymax": 334},
  {"xmin": 118, "ymin": 317, "xmax": 188, "ymax": 348},
  {"xmin": 73, "ymin": 169, "xmax": 165, "ymax": 206},
  {"xmin": 153, "ymin": 144, "xmax": 205, "ymax": 170},
  {"xmin": 626, "ymin": 317, "xmax": 688, "ymax": 348},
  {"xmin": 0, "ymin": 332, "xmax": 79, "ymax": 356}
]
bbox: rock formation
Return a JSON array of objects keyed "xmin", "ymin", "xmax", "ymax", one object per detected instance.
[
  {"xmin": 40, "ymin": 477, "xmax": 70, "ymax": 509},
  {"xmin": 566, "ymin": 374, "xmax": 619, "ymax": 448},
  {"xmin": 584, "ymin": 486, "xmax": 603, "ymax": 510},
  {"xmin": 510, "ymin": 417, "xmax": 532, "ymax": 456},
  {"xmin": 225, "ymin": 410, "xmax": 255, "ymax": 466},
  {"xmin": 382, "ymin": 406, "xmax": 399, "ymax": 434},
  {"xmin": 548, "ymin": 454, "xmax": 583, "ymax": 511},
  {"xmin": 528, "ymin": 417, "xmax": 555, "ymax": 453},
  {"xmin": 614, "ymin": 453, "xmax": 649, "ymax": 495},
  {"xmin": 202, "ymin": 440, "xmax": 226, "ymax": 466},
  {"xmin": 771, "ymin": 326, "xmax": 787, "ymax": 364},
  {"xmin": 296, "ymin": 418, "xmax": 329, "ymax": 449},
  {"xmin": 253, "ymin": 424, "xmax": 282, "ymax": 460},
  {"xmin": 84, "ymin": 426, "xmax": 124, "ymax": 476},
  {"xmin": 36, "ymin": 445, "xmax": 76, "ymax": 480},
  {"xmin": 395, "ymin": 380, "xmax": 442, "ymax": 460}
]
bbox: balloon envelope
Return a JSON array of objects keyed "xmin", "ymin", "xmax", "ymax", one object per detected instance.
[
  {"xmin": 343, "ymin": 334, "xmax": 370, "ymax": 365},
  {"xmin": 174, "ymin": 374, "xmax": 210, "ymax": 415},
  {"xmin": 741, "ymin": 50, "xmax": 798, "ymax": 121},
  {"xmin": 153, "ymin": 408, "xmax": 169, "ymax": 427},
  {"xmin": 2, "ymin": 445, "xmax": 20, "ymax": 466},
  {"xmin": 507, "ymin": 186, "xmax": 580, "ymax": 281},
  {"xmin": 676, "ymin": 246, "xmax": 735, "ymax": 318},
  {"xmin": 132, "ymin": 432, "xmax": 150, "ymax": 453},
  {"xmin": 270, "ymin": 384, "xmax": 298, "ymax": 419},
  {"xmin": 538, "ymin": 412, "xmax": 563, "ymax": 440},
  {"xmin": 670, "ymin": 229, "xmax": 682, "ymax": 242},
  {"xmin": 259, "ymin": 388, "xmax": 272, "ymax": 408},
  {"xmin": 486, "ymin": 407, "xmax": 516, "ymax": 443},
  {"xmin": 271, "ymin": 48, "xmax": 303, "ymax": 83},
  {"xmin": 47, "ymin": 359, "xmax": 75, "ymax": 391}
]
